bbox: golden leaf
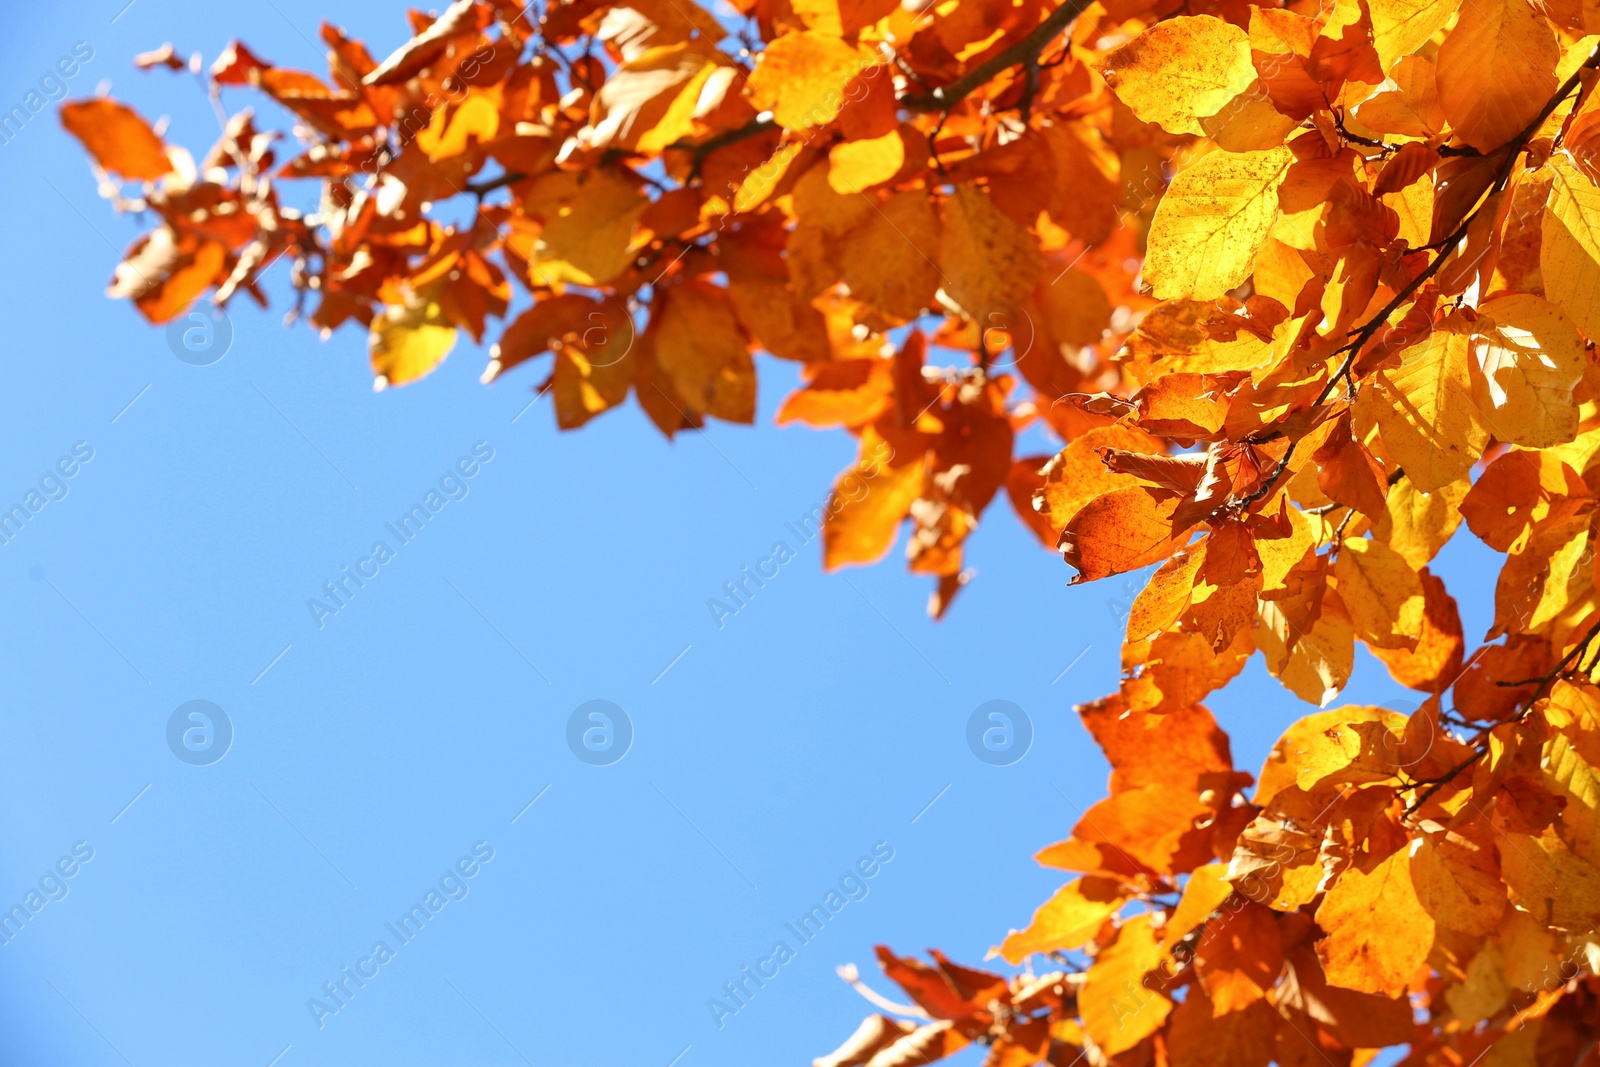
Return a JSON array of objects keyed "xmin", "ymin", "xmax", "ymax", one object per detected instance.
[
  {"xmin": 1361, "ymin": 320, "xmax": 1489, "ymax": 493},
  {"xmin": 1331, "ymin": 537, "xmax": 1426, "ymax": 651},
  {"xmin": 1541, "ymin": 153, "xmax": 1600, "ymax": 344},
  {"xmin": 652, "ymin": 281, "xmax": 754, "ymax": 423},
  {"xmin": 1144, "ymin": 147, "xmax": 1295, "ymax": 300},
  {"xmin": 998, "ymin": 877, "xmax": 1125, "ymax": 963},
  {"xmin": 1368, "ymin": 0, "xmax": 1461, "ymax": 75},
  {"xmin": 1471, "ymin": 293, "xmax": 1586, "ymax": 448},
  {"xmin": 369, "ymin": 289, "xmax": 458, "ymax": 389},
  {"xmin": 746, "ymin": 32, "xmax": 877, "ymax": 131},
  {"xmin": 1098, "ymin": 16, "xmax": 1257, "ymax": 136},
  {"xmin": 1316, "ymin": 847, "xmax": 1435, "ymax": 997},
  {"xmin": 1080, "ymin": 915, "xmax": 1173, "ymax": 1055},
  {"xmin": 1435, "ymin": 0, "xmax": 1559, "ymax": 152}
]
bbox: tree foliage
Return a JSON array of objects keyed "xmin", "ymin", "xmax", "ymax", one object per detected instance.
[{"xmin": 59, "ymin": 0, "xmax": 1600, "ymax": 1062}]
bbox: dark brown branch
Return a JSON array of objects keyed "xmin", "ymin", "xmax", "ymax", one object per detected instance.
[
  {"xmin": 899, "ymin": 0, "xmax": 1095, "ymax": 112},
  {"xmin": 667, "ymin": 117, "xmax": 776, "ymax": 159},
  {"xmin": 665, "ymin": 117, "xmax": 777, "ymax": 180},
  {"xmin": 466, "ymin": 170, "xmax": 527, "ymax": 197}
]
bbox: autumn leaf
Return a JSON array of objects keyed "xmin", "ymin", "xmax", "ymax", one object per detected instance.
[
  {"xmin": 998, "ymin": 877, "xmax": 1125, "ymax": 963},
  {"xmin": 1316, "ymin": 846, "xmax": 1435, "ymax": 997},
  {"xmin": 1368, "ymin": 0, "xmax": 1461, "ymax": 76},
  {"xmin": 827, "ymin": 131, "xmax": 905, "ymax": 195},
  {"xmin": 1332, "ymin": 537, "xmax": 1425, "ymax": 651},
  {"xmin": 1434, "ymin": 0, "xmax": 1558, "ymax": 152},
  {"xmin": 1144, "ymin": 147, "xmax": 1294, "ymax": 300},
  {"xmin": 1470, "ymin": 293, "xmax": 1586, "ymax": 448},
  {"xmin": 841, "ymin": 191, "xmax": 942, "ymax": 321},
  {"xmin": 1541, "ymin": 153, "xmax": 1600, "ymax": 344},
  {"xmin": 1060, "ymin": 486, "xmax": 1188, "ymax": 582},
  {"xmin": 746, "ymin": 32, "xmax": 877, "ymax": 131},
  {"xmin": 823, "ymin": 427, "xmax": 925, "ymax": 569},
  {"xmin": 937, "ymin": 184, "xmax": 1040, "ymax": 321},
  {"xmin": 370, "ymin": 288, "xmax": 458, "ymax": 389},
  {"xmin": 1099, "ymin": 17, "xmax": 1256, "ymax": 136},
  {"xmin": 1360, "ymin": 319, "xmax": 1489, "ymax": 493},
  {"xmin": 1079, "ymin": 915, "xmax": 1172, "ymax": 1055},
  {"xmin": 651, "ymin": 281, "xmax": 754, "ymax": 423},
  {"xmin": 60, "ymin": 99, "xmax": 173, "ymax": 180},
  {"xmin": 107, "ymin": 227, "xmax": 226, "ymax": 325}
]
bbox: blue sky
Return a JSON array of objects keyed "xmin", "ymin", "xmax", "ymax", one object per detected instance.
[{"xmin": 0, "ymin": 3, "xmax": 1500, "ymax": 1065}]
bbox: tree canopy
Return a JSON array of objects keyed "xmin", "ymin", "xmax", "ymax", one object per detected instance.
[{"xmin": 59, "ymin": 0, "xmax": 1600, "ymax": 1063}]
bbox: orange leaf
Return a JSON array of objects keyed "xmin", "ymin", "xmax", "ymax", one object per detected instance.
[{"xmin": 60, "ymin": 98, "xmax": 172, "ymax": 179}]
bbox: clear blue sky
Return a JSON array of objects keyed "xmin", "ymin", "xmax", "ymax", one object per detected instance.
[{"xmin": 0, "ymin": 3, "xmax": 1497, "ymax": 1065}]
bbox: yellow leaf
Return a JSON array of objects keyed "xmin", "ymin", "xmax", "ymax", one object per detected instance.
[
  {"xmin": 525, "ymin": 169, "xmax": 648, "ymax": 286},
  {"xmin": 1471, "ymin": 293, "xmax": 1586, "ymax": 447},
  {"xmin": 1316, "ymin": 846, "xmax": 1435, "ymax": 997},
  {"xmin": 1356, "ymin": 56, "xmax": 1447, "ymax": 138},
  {"xmin": 823, "ymin": 428, "xmax": 925, "ymax": 568},
  {"xmin": 1200, "ymin": 86, "xmax": 1300, "ymax": 153},
  {"xmin": 998, "ymin": 877, "xmax": 1125, "ymax": 963},
  {"xmin": 1080, "ymin": 915, "xmax": 1173, "ymax": 1055},
  {"xmin": 791, "ymin": 0, "xmax": 898, "ymax": 35},
  {"xmin": 1444, "ymin": 941, "xmax": 1510, "ymax": 1026},
  {"xmin": 827, "ymin": 131, "xmax": 905, "ymax": 194},
  {"xmin": 1435, "ymin": 0, "xmax": 1559, "ymax": 152},
  {"xmin": 1257, "ymin": 601, "xmax": 1353, "ymax": 708},
  {"xmin": 1035, "ymin": 268, "xmax": 1112, "ymax": 346},
  {"xmin": 1411, "ymin": 828, "xmax": 1506, "ymax": 936},
  {"xmin": 1098, "ymin": 16, "xmax": 1257, "ymax": 136},
  {"xmin": 1255, "ymin": 705, "xmax": 1407, "ymax": 803},
  {"xmin": 1372, "ymin": 475, "xmax": 1468, "ymax": 570},
  {"xmin": 793, "ymin": 159, "xmax": 873, "ymax": 235},
  {"xmin": 1161, "ymin": 863, "xmax": 1235, "ymax": 952},
  {"xmin": 1121, "ymin": 300, "xmax": 1278, "ymax": 383},
  {"xmin": 1501, "ymin": 828, "xmax": 1600, "ymax": 930},
  {"xmin": 652, "ymin": 281, "xmax": 754, "ymax": 422},
  {"xmin": 1368, "ymin": 0, "xmax": 1461, "ymax": 75},
  {"xmin": 551, "ymin": 298, "xmax": 635, "ymax": 430},
  {"xmin": 1492, "ymin": 505, "xmax": 1591, "ymax": 634},
  {"xmin": 416, "ymin": 88, "xmax": 501, "ymax": 159},
  {"xmin": 582, "ymin": 43, "xmax": 717, "ymax": 154},
  {"xmin": 840, "ymin": 191, "xmax": 941, "ymax": 321},
  {"xmin": 1362, "ymin": 320, "xmax": 1489, "ymax": 493},
  {"xmin": 1256, "ymin": 505, "xmax": 1314, "ymax": 590},
  {"xmin": 1332, "ymin": 537, "xmax": 1426, "ymax": 650},
  {"xmin": 369, "ymin": 291, "xmax": 458, "ymax": 389},
  {"xmin": 734, "ymin": 141, "xmax": 805, "ymax": 212},
  {"xmin": 1500, "ymin": 907, "xmax": 1564, "ymax": 991},
  {"xmin": 1541, "ymin": 153, "xmax": 1600, "ymax": 344},
  {"xmin": 1545, "ymin": 720, "xmax": 1600, "ymax": 867},
  {"xmin": 746, "ymin": 32, "xmax": 877, "ymax": 131},
  {"xmin": 937, "ymin": 184, "xmax": 1041, "ymax": 319},
  {"xmin": 1144, "ymin": 147, "xmax": 1295, "ymax": 300}
]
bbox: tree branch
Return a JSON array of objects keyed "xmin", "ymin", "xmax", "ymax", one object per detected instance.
[
  {"xmin": 899, "ymin": 0, "xmax": 1095, "ymax": 112},
  {"xmin": 666, "ymin": 117, "xmax": 777, "ymax": 180},
  {"xmin": 466, "ymin": 170, "xmax": 528, "ymax": 197}
]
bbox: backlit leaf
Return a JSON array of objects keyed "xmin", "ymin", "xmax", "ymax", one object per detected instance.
[{"xmin": 1144, "ymin": 147, "xmax": 1295, "ymax": 300}]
